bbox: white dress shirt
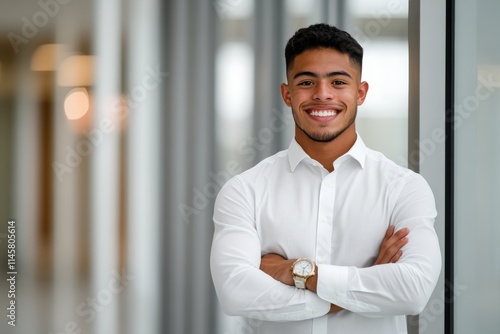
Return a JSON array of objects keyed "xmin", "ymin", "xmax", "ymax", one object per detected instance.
[{"xmin": 210, "ymin": 135, "xmax": 442, "ymax": 334}]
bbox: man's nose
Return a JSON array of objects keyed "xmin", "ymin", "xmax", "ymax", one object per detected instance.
[{"xmin": 312, "ymin": 81, "xmax": 334, "ymax": 101}]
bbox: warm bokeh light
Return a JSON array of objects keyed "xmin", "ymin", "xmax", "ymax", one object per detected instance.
[
  {"xmin": 64, "ymin": 87, "xmax": 90, "ymax": 120},
  {"xmin": 30, "ymin": 44, "xmax": 64, "ymax": 71},
  {"xmin": 57, "ymin": 55, "xmax": 95, "ymax": 86}
]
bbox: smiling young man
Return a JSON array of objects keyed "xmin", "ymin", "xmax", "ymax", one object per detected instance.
[
  {"xmin": 281, "ymin": 46, "xmax": 367, "ymax": 172},
  {"xmin": 210, "ymin": 24, "xmax": 441, "ymax": 333}
]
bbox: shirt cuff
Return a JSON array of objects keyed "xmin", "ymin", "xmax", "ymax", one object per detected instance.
[
  {"xmin": 316, "ymin": 264, "xmax": 348, "ymax": 306},
  {"xmin": 316, "ymin": 264, "xmax": 381, "ymax": 313},
  {"xmin": 304, "ymin": 290, "xmax": 331, "ymax": 319}
]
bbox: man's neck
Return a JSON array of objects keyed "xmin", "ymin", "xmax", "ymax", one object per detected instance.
[{"xmin": 295, "ymin": 128, "xmax": 357, "ymax": 172}]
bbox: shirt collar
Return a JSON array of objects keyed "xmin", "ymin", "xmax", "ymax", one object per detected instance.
[
  {"xmin": 288, "ymin": 139, "xmax": 310, "ymax": 172},
  {"xmin": 288, "ymin": 134, "xmax": 366, "ymax": 172},
  {"xmin": 341, "ymin": 134, "xmax": 366, "ymax": 169}
]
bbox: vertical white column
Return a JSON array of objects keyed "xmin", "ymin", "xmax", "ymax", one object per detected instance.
[
  {"xmin": 14, "ymin": 51, "xmax": 41, "ymax": 334},
  {"xmin": 91, "ymin": 0, "xmax": 122, "ymax": 333},
  {"xmin": 125, "ymin": 0, "xmax": 162, "ymax": 333},
  {"xmin": 52, "ymin": 68, "xmax": 80, "ymax": 334},
  {"xmin": 52, "ymin": 7, "xmax": 86, "ymax": 333}
]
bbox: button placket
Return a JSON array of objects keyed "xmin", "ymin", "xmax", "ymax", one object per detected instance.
[{"xmin": 315, "ymin": 172, "xmax": 336, "ymax": 264}]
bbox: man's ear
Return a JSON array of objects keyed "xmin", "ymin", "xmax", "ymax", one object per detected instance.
[
  {"xmin": 281, "ymin": 83, "xmax": 292, "ymax": 107},
  {"xmin": 357, "ymin": 81, "xmax": 369, "ymax": 106}
]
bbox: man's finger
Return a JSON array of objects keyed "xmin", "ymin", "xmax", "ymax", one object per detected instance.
[{"xmin": 374, "ymin": 228, "xmax": 410, "ymax": 265}]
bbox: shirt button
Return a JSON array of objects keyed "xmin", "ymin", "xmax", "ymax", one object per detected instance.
[
  {"xmin": 321, "ymin": 217, "xmax": 328, "ymax": 224},
  {"xmin": 325, "ymin": 183, "xmax": 334, "ymax": 189}
]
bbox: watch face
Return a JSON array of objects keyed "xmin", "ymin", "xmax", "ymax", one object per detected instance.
[{"xmin": 294, "ymin": 260, "xmax": 313, "ymax": 276}]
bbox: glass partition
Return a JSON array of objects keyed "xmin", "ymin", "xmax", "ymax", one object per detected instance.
[
  {"xmin": 454, "ymin": 0, "xmax": 500, "ymax": 332},
  {"xmin": 345, "ymin": 0, "xmax": 409, "ymax": 167}
]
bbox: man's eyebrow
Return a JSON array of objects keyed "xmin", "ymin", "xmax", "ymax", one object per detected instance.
[{"xmin": 293, "ymin": 70, "xmax": 353, "ymax": 80}]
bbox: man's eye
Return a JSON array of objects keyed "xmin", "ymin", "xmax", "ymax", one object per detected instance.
[
  {"xmin": 298, "ymin": 81, "xmax": 313, "ymax": 86},
  {"xmin": 333, "ymin": 80, "xmax": 346, "ymax": 85}
]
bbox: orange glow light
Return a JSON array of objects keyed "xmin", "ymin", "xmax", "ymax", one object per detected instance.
[{"xmin": 64, "ymin": 88, "xmax": 90, "ymax": 120}]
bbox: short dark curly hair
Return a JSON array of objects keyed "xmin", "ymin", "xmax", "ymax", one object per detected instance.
[{"xmin": 285, "ymin": 23, "xmax": 363, "ymax": 73}]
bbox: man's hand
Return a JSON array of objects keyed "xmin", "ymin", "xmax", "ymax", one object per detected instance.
[
  {"xmin": 259, "ymin": 253, "xmax": 295, "ymax": 286},
  {"xmin": 373, "ymin": 226, "xmax": 409, "ymax": 265}
]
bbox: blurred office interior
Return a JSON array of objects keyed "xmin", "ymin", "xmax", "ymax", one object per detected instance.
[{"xmin": 0, "ymin": 0, "xmax": 498, "ymax": 333}]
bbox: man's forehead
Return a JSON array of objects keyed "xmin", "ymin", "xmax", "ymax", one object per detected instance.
[{"xmin": 288, "ymin": 50, "xmax": 360, "ymax": 79}]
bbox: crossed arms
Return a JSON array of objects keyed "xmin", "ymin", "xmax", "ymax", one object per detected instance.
[
  {"xmin": 259, "ymin": 225, "xmax": 410, "ymax": 314},
  {"xmin": 210, "ymin": 175, "xmax": 442, "ymax": 321}
]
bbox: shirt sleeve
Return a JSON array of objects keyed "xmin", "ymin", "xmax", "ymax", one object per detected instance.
[
  {"xmin": 316, "ymin": 173, "xmax": 442, "ymax": 317},
  {"xmin": 210, "ymin": 176, "xmax": 331, "ymax": 321}
]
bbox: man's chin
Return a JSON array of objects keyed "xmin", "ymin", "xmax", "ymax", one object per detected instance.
[{"xmin": 303, "ymin": 130, "xmax": 340, "ymax": 143}]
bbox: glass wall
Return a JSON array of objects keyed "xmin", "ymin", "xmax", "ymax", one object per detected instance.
[
  {"xmin": 454, "ymin": 0, "xmax": 500, "ymax": 332},
  {"xmin": 345, "ymin": 0, "xmax": 409, "ymax": 167}
]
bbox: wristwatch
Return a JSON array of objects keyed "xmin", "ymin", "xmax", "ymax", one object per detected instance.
[{"xmin": 292, "ymin": 258, "xmax": 316, "ymax": 289}]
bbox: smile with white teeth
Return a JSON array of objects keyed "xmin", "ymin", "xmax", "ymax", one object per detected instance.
[{"xmin": 309, "ymin": 110, "xmax": 338, "ymax": 117}]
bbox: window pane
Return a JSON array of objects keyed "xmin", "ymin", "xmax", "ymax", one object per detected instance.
[
  {"xmin": 345, "ymin": 0, "xmax": 409, "ymax": 166},
  {"xmin": 454, "ymin": 1, "xmax": 500, "ymax": 332}
]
